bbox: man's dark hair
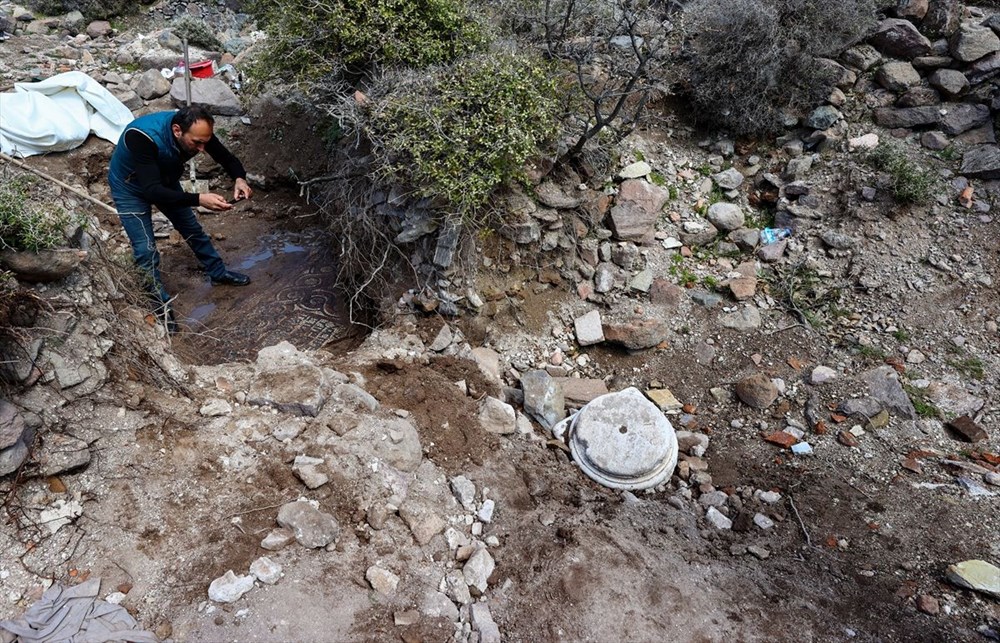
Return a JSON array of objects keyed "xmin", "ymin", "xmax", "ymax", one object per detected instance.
[{"xmin": 171, "ymin": 105, "xmax": 215, "ymax": 132}]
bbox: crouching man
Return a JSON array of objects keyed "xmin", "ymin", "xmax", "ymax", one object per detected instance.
[{"xmin": 107, "ymin": 105, "xmax": 252, "ymax": 332}]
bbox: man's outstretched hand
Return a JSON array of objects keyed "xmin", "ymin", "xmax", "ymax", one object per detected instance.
[
  {"xmin": 233, "ymin": 177, "xmax": 253, "ymax": 202},
  {"xmin": 199, "ymin": 193, "xmax": 232, "ymax": 211}
]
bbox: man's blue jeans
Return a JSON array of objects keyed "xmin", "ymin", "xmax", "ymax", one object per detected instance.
[{"xmin": 109, "ymin": 176, "xmax": 225, "ymax": 305}]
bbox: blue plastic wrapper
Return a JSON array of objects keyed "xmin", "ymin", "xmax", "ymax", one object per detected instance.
[{"xmin": 761, "ymin": 227, "xmax": 792, "ymax": 244}]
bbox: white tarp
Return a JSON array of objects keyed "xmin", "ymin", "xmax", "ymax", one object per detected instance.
[{"xmin": 0, "ymin": 71, "xmax": 133, "ymax": 157}]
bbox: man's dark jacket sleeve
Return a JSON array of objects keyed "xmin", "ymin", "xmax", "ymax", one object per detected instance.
[{"xmin": 124, "ymin": 130, "xmax": 247, "ymax": 208}]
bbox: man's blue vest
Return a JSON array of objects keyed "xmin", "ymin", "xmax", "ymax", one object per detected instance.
[{"xmin": 108, "ymin": 111, "xmax": 183, "ymax": 190}]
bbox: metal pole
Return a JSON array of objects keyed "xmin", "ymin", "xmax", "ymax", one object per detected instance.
[{"xmin": 182, "ymin": 37, "xmax": 196, "ymax": 186}]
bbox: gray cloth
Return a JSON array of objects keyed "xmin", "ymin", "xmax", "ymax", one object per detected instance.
[{"xmin": 0, "ymin": 578, "xmax": 159, "ymax": 643}]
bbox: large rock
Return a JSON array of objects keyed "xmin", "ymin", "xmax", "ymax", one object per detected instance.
[
  {"xmin": 939, "ymin": 103, "xmax": 990, "ymax": 136},
  {"xmin": 248, "ymin": 342, "xmax": 330, "ymax": 416},
  {"xmin": 928, "ymin": 69, "xmax": 969, "ymax": 97},
  {"xmin": 968, "ymin": 51, "xmax": 1000, "ymax": 84},
  {"xmin": 534, "ymin": 181, "xmax": 583, "ymax": 209},
  {"xmin": 479, "ymin": 396, "xmax": 516, "ymax": 434},
  {"xmin": 873, "ymin": 106, "xmax": 940, "ymax": 128},
  {"xmin": 922, "ymin": 0, "xmax": 962, "ymax": 38},
  {"xmin": 62, "ymin": 10, "xmax": 85, "ymax": 33},
  {"xmin": 520, "ymin": 370, "xmax": 566, "ymax": 430},
  {"xmin": 960, "ymin": 145, "xmax": 1000, "ymax": 179},
  {"xmin": 868, "ymin": 18, "xmax": 932, "ymax": 59},
  {"xmin": 602, "ymin": 318, "xmax": 670, "ymax": 350},
  {"xmin": 0, "ymin": 401, "xmax": 25, "ymax": 450},
  {"xmin": 555, "ymin": 378, "xmax": 610, "ymax": 407},
  {"xmin": 337, "ymin": 416, "xmax": 423, "ymax": 472},
  {"xmin": 950, "ymin": 25, "xmax": 1000, "ymax": 62},
  {"xmin": 0, "ymin": 249, "xmax": 87, "ymax": 283},
  {"xmin": 895, "ymin": 0, "xmax": 928, "ymax": 19},
  {"xmin": 0, "ymin": 437, "xmax": 29, "ymax": 477},
  {"xmin": 897, "ymin": 87, "xmax": 942, "ymax": 107},
  {"xmin": 170, "ymin": 77, "xmax": 242, "ymax": 116},
  {"xmin": 946, "ymin": 560, "xmax": 1000, "ymax": 599},
  {"xmin": 875, "ymin": 61, "xmax": 921, "ymax": 92},
  {"xmin": 86, "ymin": 20, "xmax": 112, "ymax": 39},
  {"xmin": 463, "ymin": 548, "xmax": 495, "ymax": 593},
  {"xmin": 137, "ymin": 69, "xmax": 171, "ymax": 100},
  {"xmin": 276, "ymin": 500, "xmax": 340, "ymax": 548},
  {"xmin": 706, "ymin": 202, "xmax": 744, "ymax": 232},
  {"xmin": 36, "ymin": 434, "xmax": 90, "ymax": 476},
  {"xmin": 608, "ymin": 179, "xmax": 670, "ymax": 241},
  {"xmin": 861, "ymin": 366, "xmax": 916, "ymax": 420}
]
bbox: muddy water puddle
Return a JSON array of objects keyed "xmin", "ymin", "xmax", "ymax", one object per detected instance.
[{"xmin": 174, "ymin": 227, "xmax": 349, "ymax": 364}]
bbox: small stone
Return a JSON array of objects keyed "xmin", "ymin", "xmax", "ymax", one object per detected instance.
[
  {"xmin": 208, "ymin": 570, "xmax": 255, "ymax": 603},
  {"xmin": 277, "ymin": 501, "xmax": 340, "ymax": 549},
  {"xmin": 619, "ymin": 161, "xmax": 651, "ymax": 179},
  {"xmin": 105, "ymin": 592, "xmax": 126, "ymax": 605},
  {"xmin": 734, "ymin": 373, "xmax": 779, "ymax": 409},
  {"xmin": 763, "ymin": 431, "xmax": 798, "ymax": 449},
  {"xmin": 706, "ymin": 202, "xmax": 745, "ymax": 232},
  {"xmin": 478, "ymin": 499, "xmax": 496, "ymax": 523},
  {"xmin": 394, "ymin": 610, "xmax": 421, "ymax": 626},
  {"xmin": 646, "ymin": 388, "xmax": 683, "ymax": 413},
  {"xmin": 292, "ymin": 455, "xmax": 329, "ymax": 489},
  {"xmin": 574, "ymin": 310, "xmax": 604, "ymax": 346},
  {"xmin": 249, "ymin": 557, "xmax": 282, "ymax": 585},
  {"xmin": 463, "ymin": 548, "xmax": 495, "ymax": 592},
  {"xmin": 712, "ymin": 168, "xmax": 744, "ymax": 190},
  {"xmin": 479, "ymin": 396, "xmax": 517, "ymax": 434},
  {"xmin": 199, "ymin": 398, "xmax": 232, "ymax": 417},
  {"xmin": 810, "ymin": 366, "xmax": 837, "ymax": 385},
  {"xmin": 747, "ymin": 545, "xmax": 770, "ymax": 560},
  {"xmin": 366, "ymin": 566, "xmax": 400, "ymax": 595},
  {"xmin": 260, "ymin": 528, "xmax": 295, "ymax": 551},
  {"xmin": 758, "ymin": 490, "xmax": 782, "ymax": 504},
  {"xmin": 947, "ymin": 415, "xmax": 988, "ymax": 442},
  {"xmin": 720, "ymin": 306, "xmax": 763, "ymax": 331},
  {"xmin": 916, "ymin": 594, "xmax": 939, "ymax": 615},
  {"xmin": 471, "ymin": 603, "xmax": 502, "ymax": 643},
  {"xmin": 838, "ymin": 431, "xmax": 860, "ymax": 447},
  {"xmin": 705, "ymin": 506, "xmax": 732, "ymax": 529},
  {"xmin": 450, "ymin": 476, "xmax": 477, "ymax": 511},
  {"xmin": 753, "ymin": 513, "xmax": 774, "ymax": 530}
]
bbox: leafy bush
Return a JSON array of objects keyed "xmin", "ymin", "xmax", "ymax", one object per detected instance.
[
  {"xmin": 866, "ymin": 143, "xmax": 935, "ymax": 204},
  {"xmin": 247, "ymin": 0, "xmax": 485, "ymax": 83},
  {"xmin": 682, "ymin": 0, "xmax": 876, "ymax": 136},
  {"xmin": 25, "ymin": 0, "xmax": 135, "ymax": 20},
  {"xmin": 0, "ymin": 177, "xmax": 76, "ymax": 252},
  {"xmin": 365, "ymin": 52, "xmax": 560, "ymax": 219},
  {"xmin": 172, "ymin": 16, "xmax": 222, "ymax": 51}
]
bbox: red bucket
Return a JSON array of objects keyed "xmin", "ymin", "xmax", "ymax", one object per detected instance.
[{"xmin": 189, "ymin": 60, "xmax": 214, "ymax": 78}]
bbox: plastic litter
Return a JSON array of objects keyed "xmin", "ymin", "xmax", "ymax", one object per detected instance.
[
  {"xmin": 761, "ymin": 227, "xmax": 792, "ymax": 244},
  {"xmin": 790, "ymin": 442, "xmax": 813, "ymax": 455},
  {"xmin": 553, "ymin": 387, "xmax": 678, "ymax": 490}
]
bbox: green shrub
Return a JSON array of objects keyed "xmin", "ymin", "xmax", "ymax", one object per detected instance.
[
  {"xmin": 25, "ymin": 0, "xmax": 135, "ymax": 20},
  {"xmin": 0, "ymin": 177, "xmax": 75, "ymax": 252},
  {"xmin": 682, "ymin": 0, "xmax": 876, "ymax": 136},
  {"xmin": 248, "ymin": 0, "xmax": 485, "ymax": 83},
  {"xmin": 172, "ymin": 16, "xmax": 222, "ymax": 51},
  {"xmin": 866, "ymin": 143, "xmax": 935, "ymax": 204},
  {"xmin": 366, "ymin": 52, "xmax": 560, "ymax": 219}
]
